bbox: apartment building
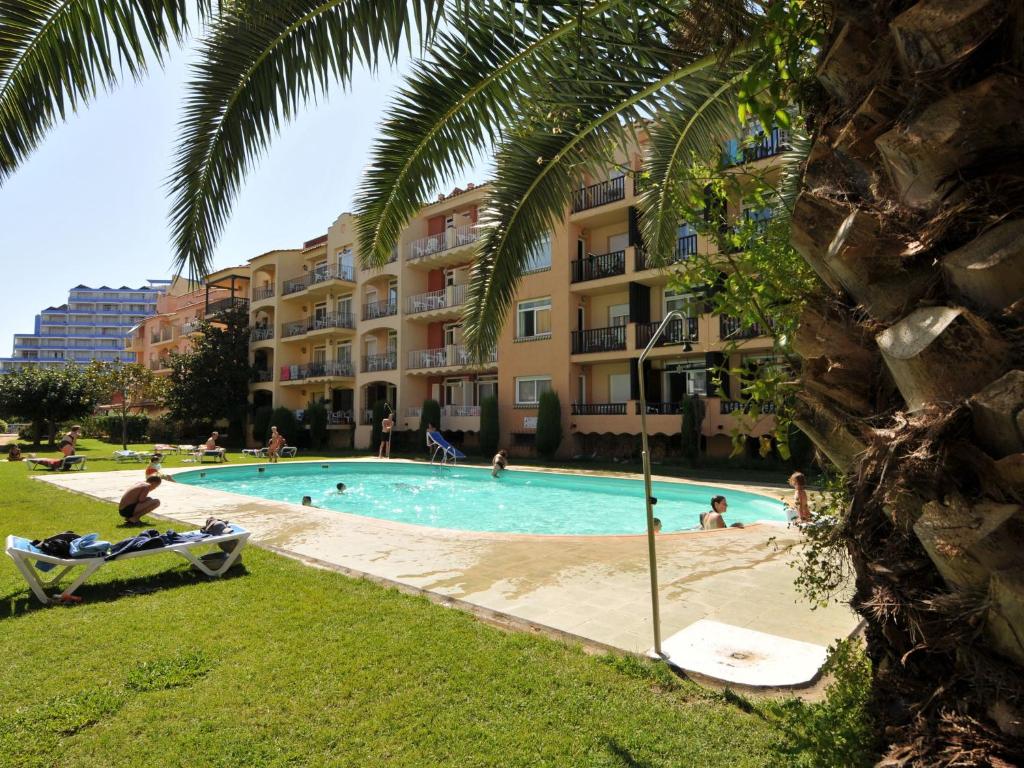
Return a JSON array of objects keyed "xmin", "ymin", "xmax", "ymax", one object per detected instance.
[
  {"xmin": 125, "ymin": 267, "xmax": 250, "ymax": 375},
  {"xmin": 244, "ymin": 124, "xmax": 787, "ymax": 457},
  {"xmin": 1, "ymin": 281, "xmax": 168, "ymax": 373}
]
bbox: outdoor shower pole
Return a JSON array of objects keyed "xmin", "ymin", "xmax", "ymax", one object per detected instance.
[{"xmin": 638, "ymin": 310, "xmax": 686, "ymax": 659}]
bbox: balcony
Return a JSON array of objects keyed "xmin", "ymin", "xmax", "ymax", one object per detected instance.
[
  {"xmin": 571, "ymin": 402, "xmax": 627, "ymax": 415},
  {"xmin": 282, "ymin": 265, "xmax": 356, "ymax": 296},
  {"xmin": 635, "ymin": 401, "xmax": 683, "ymax": 415},
  {"xmin": 723, "ymin": 126, "xmax": 791, "ymax": 167},
  {"xmin": 406, "ymin": 284, "xmax": 467, "ymax": 315},
  {"xmin": 571, "ymin": 176, "xmax": 625, "ymax": 213},
  {"xmin": 407, "ymin": 345, "xmax": 496, "ymax": 371},
  {"xmin": 280, "ymin": 361, "xmax": 355, "ymax": 382},
  {"xmin": 635, "ymin": 317, "xmax": 698, "ymax": 349},
  {"xmin": 362, "ymin": 300, "xmax": 398, "ymax": 321},
  {"xmin": 181, "ymin": 320, "xmax": 203, "ymax": 335},
  {"xmin": 149, "ymin": 358, "xmax": 172, "ymax": 372},
  {"xmin": 571, "ymin": 250, "xmax": 626, "ymax": 283},
  {"xmin": 150, "ymin": 328, "xmax": 175, "ymax": 345},
  {"xmin": 205, "ymin": 297, "xmax": 249, "ymax": 316},
  {"xmin": 250, "ymin": 326, "xmax": 274, "ymax": 342},
  {"xmin": 720, "ymin": 400, "xmax": 776, "ymax": 415},
  {"xmin": 252, "ymin": 285, "xmax": 275, "ymax": 302},
  {"xmin": 281, "ymin": 313, "xmax": 355, "ymax": 339},
  {"xmin": 361, "ymin": 352, "xmax": 397, "ymax": 373},
  {"xmin": 408, "ymin": 223, "xmax": 480, "ymax": 262},
  {"xmin": 634, "ymin": 234, "xmax": 698, "ymax": 270},
  {"xmin": 719, "ymin": 316, "xmax": 771, "ymax": 341},
  {"xmin": 571, "ymin": 325, "xmax": 626, "ymax": 355},
  {"xmin": 253, "ymin": 369, "xmax": 273, "ymax": 383}
]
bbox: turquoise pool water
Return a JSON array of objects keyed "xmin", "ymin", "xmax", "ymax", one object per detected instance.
[{"xmin": 175, "ymin": 461, "xmax": 786, "ymax": 535}]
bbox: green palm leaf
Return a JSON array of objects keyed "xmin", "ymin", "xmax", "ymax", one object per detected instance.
[
  {"xmin": 167, "ymin": 0, "xmax": 443, "ymax": 280},
  {"xmin": 0, "ymin": 0, "xmax": 195, "ymax": 183}
]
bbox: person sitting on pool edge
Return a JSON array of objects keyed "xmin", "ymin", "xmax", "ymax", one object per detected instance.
[
  {"xmin": 701, "ymin": 495, "xmax": 744, "ymax": 530},
  {"xmin": 145, "ymin": 454, "xmax": 176, "ymax": 482},
  {"xmin": 491, "ymin": 449, "xmax": 508, "ymax": 478},
  {"xmin": 118, "ymin": 476, "xmax": 162, "ymax": 525}
]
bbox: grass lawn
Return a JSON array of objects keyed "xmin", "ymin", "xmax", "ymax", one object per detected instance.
[{"xmin": 0, "ymin": 439, "xmax": 856, "ymax": 767}]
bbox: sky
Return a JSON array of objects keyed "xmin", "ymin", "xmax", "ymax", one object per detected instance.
[{"xmin": 0, "ymin": 45, "xmax": 490, "ymax": 357}]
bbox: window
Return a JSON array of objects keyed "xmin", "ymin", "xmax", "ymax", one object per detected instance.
[
  {"xmin": 337, "ymin": 247, "xmax": 354, "ymax": 279},
  {"xmin": 664, "ymin": 288, "xmax": 696, "ymax": 317},
  {"xmin": 388, "ymin": 280, "xmax": 398, "ymax": 307},
  {"xmin": 609, "ymin": 373, "xmax": 631, "ymax": 403},
  {"xmin": 516, "ymin": 298, "xmax": 552, "ymax": 339},
  {"xmin": 337, "ymin": 295, "xmax": 352, "ymax": 318},
  {"xmin": 524, "ymin": 233, "xmax": 552, "ymax": 273},
  {"xmin": 365, "ymin": 337, "xmax": 378, "ymax": 357},
  {"xmin": 314, "ymin": 302, "xmax": 328, "ymax": 327},
  {"xmin": 609, "ymin": 304, "xmax": 630, "ymax": 327},
  {"xmin": 477, "ymin": 375, "xmax": 498, "ymax": 403},
  {"xmin": 387, "ymin": 330, "xmax": 397, "ymax": 354},
  {"xmin": 336, "ymin": 342, "xmax": 352, "ymax": 364},
  {"xmin": 313, "ymin": 346, "xmax": 327, "ymax": 364},
  {"xmin": 664, "ymin": 361, "xmax": 707, "ymax": 399},
  {"xmin": 608, "ymin": 232, "xmax": 628, "ymax": 253},
  {"xmin": 515, "ymin": 376, "xmax": 552, "ymax": 406},
  {"xmin": 443, "ymin": 322, "xmax": 460, "ymax": 347},
  {"xmin": 444, "ymin": 378, "xmax": 471, "ymax": 406}
]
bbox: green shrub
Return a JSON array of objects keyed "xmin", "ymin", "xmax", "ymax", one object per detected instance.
[
  {"xmin": 680, "ymin": 395, "xmax": 700, "ymax": 466},
  {"xmin": 479, "ymin": 396, "xmax": 499, "ymax": 457},
  {"xmin": 0, "ymin": 418, "xmax": 7, "ymax": 434},
  {"xmin": 94, "ymin": 415, "xmax": 149, "ymax": 443},
  {"xmin": 370, "ymin": 400, "xmax": 387, "ymax": 449},
  {"xmin": 269, "ymin": 407, "xmax": 300, "ymax": 446},
  {"xmin": 306, "ymin": 400, "xmax": 329, "ymax": 449},
  {"xmin": 252, "ymin": 405, "xmax": 273, "ymax": 446},
  {"xmin": 535, "ymin": 391, "xmax": 562, "ymax": 458},
  {"xmin": 417, "ymin": 399, "xmax": 441, "ymax": 452}
]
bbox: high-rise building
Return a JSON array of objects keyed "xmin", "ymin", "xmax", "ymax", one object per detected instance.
[{"xmin": 1, "ymin": 281, "xmax": 169, "ymax": 373}]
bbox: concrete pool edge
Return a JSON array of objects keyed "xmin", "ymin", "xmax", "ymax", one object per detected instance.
[{"xmin": 29, "ymin": 468, "xmax": 860, "ymax": 689}]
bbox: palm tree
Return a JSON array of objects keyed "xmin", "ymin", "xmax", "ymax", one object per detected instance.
[{"xmin": 3, "ymin": 2, "xmax": 1023, "ymax": 762}]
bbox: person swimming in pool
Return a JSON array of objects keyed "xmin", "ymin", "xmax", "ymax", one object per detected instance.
[
  {"xmin": 301, "ymin": 495, "xmax": 313, "ymax": 506},
  {"xmin": 336, "ymin": 483, "xmax": 346, "ymax": 493}
]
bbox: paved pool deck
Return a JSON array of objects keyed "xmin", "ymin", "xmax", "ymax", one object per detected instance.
[{"xmin": 34, "ymin": 459, "xmax": 859, "ymax": 687}]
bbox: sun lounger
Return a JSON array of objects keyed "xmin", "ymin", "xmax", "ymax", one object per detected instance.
[
  {"xmin": 154, "ymin": 444, "xmax": 180, "ymax": 454},
  {"xmin": 113, "ymin": 450, "xmax": 148, "ymax": 462},
  {"xmin": 198, "ymin": 449, "xmax": 227, "ymax": 463},
  {"xmin": 241, "ymin": 448, "xmax": 267, "ymax": 457},
  {"xmin": 25, "ymin": 455, "xmax": 88, "ymax": 472},
  {"xmin": 5, "ymin": 526, "xmax": 250, "ymax": 605},
  {"xmin": 279, "ymin": 447, "xmax": 297, "ymax": 458},
  {"xmin": 426, "ymin": 431, "xmax": 465, "ymax": 465}
]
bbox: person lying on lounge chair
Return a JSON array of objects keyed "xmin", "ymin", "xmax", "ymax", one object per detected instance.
[{"xmin": 118, "ymin": 476, "xmax": 162, "ymax": 525}]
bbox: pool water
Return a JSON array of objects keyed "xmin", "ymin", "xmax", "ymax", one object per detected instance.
[{"xmin": 175, "ymin": 461, "xmax": 787, "ymax": 535}]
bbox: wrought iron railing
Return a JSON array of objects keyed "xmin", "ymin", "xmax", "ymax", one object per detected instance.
[
  {"xmin": 282, "ymin": 313, "xmax": 356, "ymax": 338},
  {"xmin": 283, "ymin": 361, "xmax": 355, "ymax": 381},
  {"xmin": 571, "ymin": 250, "xmax": 626, "ymax": 283},
  {"xmin": 253, "ymin": 369, "xmax": 273, "ymax": 382},
  {"xmin": 719, "ymin": 316, "xmax": 770, "ymax": 340},
  {"xmin": 252, "ymin": 285, "xmax": 275, "ymax": 301},
  {"xmin": 250, "ymin": 327, "xmax": 274, "ymax": 342},
  {"xmin": 205, "ymin": 297, "xmax": 249, "ymax": 315},
  {"xmin": 571, "ymin": 325, "xmax": 627, "ymax": 354},
  {"xmin": 571, "ymin": 402, "xmax": 627, "ymax": 415},
  {"xmin": 362, "ymin": 300, "xmax": 398, "ymax": 321},
  {"xmin": 571, "ymin": 176, "xmax": 626, "ymax": 212},
  {"xmin": 635, "ymin": 401, "xmax": 684, "ymax": 415},
  {"xmin": 408, "ymin": 223, "xmax": 480, "ymax": 261},
  {"xmin": 635, "ymin": 317, "xmax": 698, "ymax": 348},
  {"xmin": 442, "ymin": 405, "xmax": 481, "ymax": 417},
  {"xmin": 635, "ymin": 235, "xmax": 698, "ymax": 270},
  {"xmin": 361, "ymin": 352, "xmax": 397, "ymax": 372},
  {"xmin": 406, "ymin": 284, "xmax": 467, "ymax": 314},
  {"xmin": 720, "ymin": 400, "xmax": 776, "ymax": 415},
  {"xmin": 407, "ymin": 345, "xmax": 496, "ymax": 370}
]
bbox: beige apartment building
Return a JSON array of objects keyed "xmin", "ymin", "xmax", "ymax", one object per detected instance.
[
  {"xmin": 127, "ymin": 267, "xmax": 250, "ymax": 377},
  {"xmin": 244, "ymin": 126, "xmax": 786, "ymax": 457}
]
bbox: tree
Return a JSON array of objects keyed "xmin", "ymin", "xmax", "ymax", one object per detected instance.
[
  {"xmin": 252, "ymin": 405, "xmax": 274, "ymax": 446},
  {"xmin": 164, "ymin": 305, "xmax": 252, "ymax": 444},
  {"xmin": 88, "ymin": 362, "xmax": 169, "ymax": 450},
  {"xmin": 479, "ymin": 395, "xmax": 499, "ymax": 457},
  {"xmin": 269, "ymin": 407, "xmax": 300, "ymax": 448},
  {"xmin": 418, "ymin": 399, "xmax": 441, "ymax": 453},
  {"xmin": 680, "ymin": 395, "xmax": 700, "ymax": 466},
  {"xmin": 306, "ymin": 399, "xmax": 329, "ymax": 450},
  {"xmin": 0, "ymin": 366, "xmax": 100, "ymax": 448},
  {"xmin": 535, "ymin": 391, "xmax": 562, "ymax": 459}
]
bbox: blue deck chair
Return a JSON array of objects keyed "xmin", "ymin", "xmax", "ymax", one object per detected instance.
[{"xmin": 426, "ymin": 431, "xmax": 465, "ymax": 465}]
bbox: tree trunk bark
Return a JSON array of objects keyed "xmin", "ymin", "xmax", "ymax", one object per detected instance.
[{"xmin": 797, "ymin": 2, "xmax": 1024, "ymax": 764}]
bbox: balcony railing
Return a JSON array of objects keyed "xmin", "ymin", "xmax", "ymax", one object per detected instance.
[
  {"xmin": 634, "ymin": 234, "xmax": 698, "ymax": 271},
  {"xmin": 443, "ymin": 405, "xmax": 481, "ymax": 417},
  {"xmin": 281, "ymin": 361, "xmax": 355, "ymax": 381},
  {"xmin": 252, "ymin": 285, "xmax": 275, "ymax": 301},
  {"xmin": 635, "ymin": 317, "xmax": 699, "ymax": 349},
  {"xmin": 406, "ymin": 284, "xmax": 467, "ymax": 314},
  {"xmin": 362, "ymin": 300, "xmax": 398, "ymax": 321},
  {"xmin": 635, "ymin": 401, "xmax": 684, "ymax": 415},
  {"xmin": 723, "ymin": 127, "xmax": 791, "ymax": 167},
  {"xmin": 282, "ymin": 313, "xmax": 356, "ymax": 338},
  {"xmin": 282, "ymin": 265, "xmax": 356, "ymax": 295},
  {"xmin": 720, "ymin": 400, "xmax": 776, "ymax": 415},
  {"xmin": 250, "ymin": 326, "xmax": 274, "ymax": 342},
  {"xmin": 362, "ymin": 352, "xmax": 397, "ymax": 372},
  {"xmin": 206, "ymin": 297, "xmax": 249, "ymax": 316},
  {"xmin": 571, "ymin": 402, "xmax": 627, "ymax": 415},
  {"xmin": 149, "ymin": 358, "xmax": 171, "ymax": 371},
  {"xmin": 408, "ymin": 223, "xmax": 480, "ymax": 261},
  {"xmin": 328, "ymin": 410, "xmax": 354, "ymax": 425},
  {"xmin": 407, "ymin": 345, "xmax": 496, "ymax": 370},
  {"xmin": 406, "ymin": 406, "xmax": 422, "ymax": 418},
  {"xmin": 719, "ymin": 316, "xmax": 771, "ymax": 340},
  {"xmin": 181, "ymin": 321, "xmax": 203, "ymax": 335},
  {"xmin": 571, "ymin": 325, "xmax": 627, "ymax": 354},
  {"xmin": 282, "ymin": 320, "xmax": 308, "ymax": 338},
  {"xmin": 571, "ymin": 176, "xmax": 625, "ymax": 213},
  {"xmin": 571, "ymin": 250, "xmax": 626, "ymax": 283},
  {"xmin": 253, "ymin": 369, "xmax": 273, "ymax": 382}
]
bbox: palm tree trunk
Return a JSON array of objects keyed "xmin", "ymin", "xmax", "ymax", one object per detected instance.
[{"xmin": 795, "ymin": 2, "xmax": 1024, "ymax": 763}]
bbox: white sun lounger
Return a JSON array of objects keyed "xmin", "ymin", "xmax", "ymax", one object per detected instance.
[
  {"xmin": 241, "ymin": 448, "xmax": 267, "ymax": 457},
  {"xmin": 279, "ymin": 446, "xmax": 297, "ymax": 458},
  {"xmin": 25, "ymin": 455, "xmax": 88, "ymax": 472},
  {"xmin": 5, "ymin": 526, "xmax": 250, "ymax": 605},
  {"xmin": 113, "ymin": 450, "xmax": 148, "ymax": 462}
]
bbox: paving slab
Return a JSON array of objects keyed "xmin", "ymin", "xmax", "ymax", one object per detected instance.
[{"xmin": 29, "ymin": 460, "xmax": 859, "ymax": 687}]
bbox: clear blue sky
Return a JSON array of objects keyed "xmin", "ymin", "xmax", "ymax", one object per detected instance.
[{"xmin": 0, "ymin": 46, "xmax": 489, "ymax": 356}]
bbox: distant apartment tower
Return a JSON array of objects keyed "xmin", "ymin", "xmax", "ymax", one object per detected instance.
[{"xmin": 0, "ymin": 281, "xmax": 169, "ymax": 373}]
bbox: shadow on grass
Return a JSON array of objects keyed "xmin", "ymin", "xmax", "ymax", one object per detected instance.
[
  {"xmin": 603, "ymin": 739, "xmax": 656, "ymax": 768},
  {"xmin": 0, "ymin": 563, "xmax": 248, "ymax": 621}
]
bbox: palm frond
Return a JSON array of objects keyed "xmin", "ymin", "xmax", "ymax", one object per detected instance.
[
  {"xmin": 0, "ymin": 0, "xmax": 193, "ymax": 183},
  {"xmin": 355, "ymin": 1, "xmax": 626, "ymax": 269},
  {"xmin": 775, "ymin": 125, "xmax": 811, "ymax": 222},
  {"xmin": 637, "ymin": 57, "xmax": 758, "ymax": 266},
  {"xmin": 167, "ymin": 0, "xmax": 443, "ymax": 280}
]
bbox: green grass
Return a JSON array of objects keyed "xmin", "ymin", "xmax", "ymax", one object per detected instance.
[{"xmin": 0, "ymin": 442, "xmax": 850, "ymax": 767}]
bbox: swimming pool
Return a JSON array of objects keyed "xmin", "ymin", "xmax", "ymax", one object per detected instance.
[{"xmin": 175, "ymin": 461, "xmax": 787, "ymax": 535}]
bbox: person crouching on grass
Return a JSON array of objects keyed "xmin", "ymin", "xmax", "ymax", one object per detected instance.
[{"xmin": 118, "ymin": 476, "xmax": 162, "ymax": 525}]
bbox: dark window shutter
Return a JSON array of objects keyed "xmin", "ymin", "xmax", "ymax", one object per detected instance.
[
  {"xmin": 628, "ymin": 206, "xmax": 641, "ymax": 248},
  {"xmin": 628, "ymin": 282, "xmax": 650, "ymax": 324},
  {"xmin": 705, "ymin": 352, "xmax": 729, "ymax": 398}
]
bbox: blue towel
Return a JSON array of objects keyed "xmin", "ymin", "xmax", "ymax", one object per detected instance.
[
  {"xmin": 12, "ymin": 537, "xmax": 57, "ymax": 573},
  {"xmin": 70, "ymin": 533, "xmax": 111, "ymax": 558}
]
